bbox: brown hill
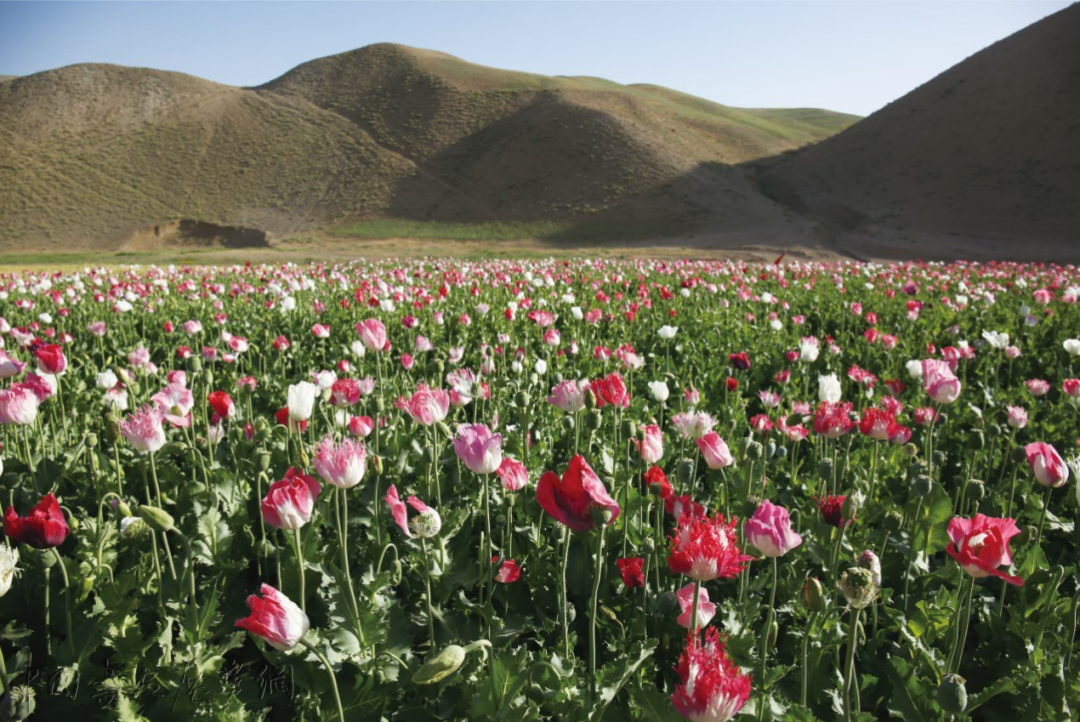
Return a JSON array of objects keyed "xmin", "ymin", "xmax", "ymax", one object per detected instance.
[
  {"xmin": 0, "ymin": 45, "xmax": 855, "ymax": 249},
  {"xmin": 756, "ymin": 3, "xmax": 1080, "ymax": 261}
]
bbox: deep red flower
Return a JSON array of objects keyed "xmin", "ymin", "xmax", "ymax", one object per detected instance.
[
  {"xmin": 816, "ymin": 495, "xmax": 851, "ymax": 528},
  {"xmin": 274, "ymin": 407, "xmax": 308, "ymax": 433},
  {"xmin": 536, "ymin": 455, "xmax": 621, "ymax": 532},
  {"xmin": 728, "ymin": 352, "xmax": 751, "ymax": 371},
  {"xmin": 668, "ymin": 513, "xmax": 751, "ymax": 581},
  {"xmin": 4, "ymin": 493, "xmax": 70, "ymax": 548},
  {"xmin": 208, "ymin": 390, "xmax": 235, "ymax": 419},
  {"xmin": 33, "ymin": 344, "xmax": 67, "ymax": 375},
  {"xmin": 616, "ymin": 557, "xmax": 646, "ymax": 588},
  {"xmin": 644, "ymin": 466, "xmax": 673, "ymax": 500},
  {"xmin": 726, "ymin": 377, "xmax": 739, "ymax": 392}
]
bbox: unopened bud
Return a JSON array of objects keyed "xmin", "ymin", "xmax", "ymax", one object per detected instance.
[
  {"xmin": 802, "ymin": 577, "xmax": 827, "ymax": 614},
  {"xmin": 137, "ymin": 505, "xmax": 175, "ymax": 533},
  {"xmin": 587, "ymin": 409, "xmax": 603, "ymax": 431},
  {"xmin": 589, "ymin": 506, "xmax": 614, "ymax": 526}
]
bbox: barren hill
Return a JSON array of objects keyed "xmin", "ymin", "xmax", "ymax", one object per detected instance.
[
  {"xmin": 756, "ymin": 3, "xmax": 1080, "ymax": 260},
  {"xmin": 0, "ymin": 45, "xmax": 855, "ymax": 249}
]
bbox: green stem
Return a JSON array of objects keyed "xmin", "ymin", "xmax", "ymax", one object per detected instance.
[
  {"xmin": 903, "ymin": 497, "xmax": 924, "ymax": 613},
  {"xmin": 589, "ymin": 523, "xmax": 607, "ymax": 704},
  {"xmin": 300, "ymin": 639, "xmax": 346, "ymax": 722},
  {"xmin": 1032, "ymin": 485, "xmax": 1053, "ymax": 551},
  {"xmin": 560, "ymin": 526, "xmax": 571, "ymax": 659},
  {"xmin": 51, "ymin": 549, "xmax": 76, "ymax": 656},
  {"xmin": 420, "ymin": 536, "xmax": 436, "ymax": 652},
  {"xmin": 293, "ymin": 528, "xmax": 306, "ymax": 613},
  {"xmin": 842, "ymin": 607, "xmax": 862, "ymax": 722}
]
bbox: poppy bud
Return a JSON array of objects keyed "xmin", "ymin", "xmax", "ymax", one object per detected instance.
[
  {"xmin": 676, "ymin": 458, "xmax": 694, "ymax": 486},
  {"xmin": 587, "ymin": 410, "xmax": 603, "ymax": 431},
  {"xmin": 966, "ymin": 432, "xmax": 985, "ymax": 450},
  {"xmin": 515, "ymin": 391, "xmax": 531, "ymax": 407},
  {"xmin": 137, "ymin": 505, "xmax": 175, "ymax": 533},
  {"xmin": 561, "ymin": 416, "xmax": 575, "ymax": 432},
  {"xmin": 120, "ymin": 516, "xmax": 149, "ymax": 541},
  {"xmin": 966, "ymin": 479, "xmax": 986, "ymax": 501},
  {"xmin": 0, "ymin": 685, "xmax": 36, "ymax": 722},
  {"xmin": 414, "ymin": 645, "xmax": 466, "ymax": 684},
  {"xmin": 584, "ymin": 389, "xmax": 597, "ymax": 410},
  {"xmin": 186, "ymin": 357, "xmax": 203, "ymax": 373},
  {"xmin": 257, "ymin": 449, "xmax": 272, "ymax": 472},
  {"xmin": 375, "ymin": 396, "xmax": 385, "ymax": 413},
  {"xmin": 1013, "ymin": 445, "xmax": 1028, "ymax": 462},
  {"xmin": 107, "ymin": 418, "xmax": 120, "ymax": 443},
  {"xmin": 987, "ymin": 423, "xmax": 1003, "ymax": 438},
  {"xmin": 421, "ymin": 446, "xmax": 435, "ymax": 464},
  {"xmin": 837, "ymin": 567, "xmax": 877, "ymax": 609},
  {"xmin": 622, "ymin": 419, "xmax": 637, "ymax": 439},
  {"xmin": 437, "ymin": 421, "xmax": 453, "ymax": 439},
  {"xmin": 1015, "ymin": 525, "xmax": 1036, "ymax": 545},
  {"xmin": 117, "ymin": 368, "xmax": 133, "ymax": 385},
  {"xmin": 802, "ymin": 577, "xmax": 827, "ymax": 613},
  {"xmin": 203, "ymin": 368, "xmax": 214, "ymax": 386},
  {"xmin": 372, "ymin": 454, "xmax": 384, "ymax": 475},
  {"xmin": 936, "ymin": 674, "xmax": 967, "ymax": 715},
  {"xmin": 884, "ymin": 511, "xmax": 903, "ymax": 533},
  {"xmin": 86, "ymin": 433, "xmax": 99, "ymax": 449},
  {"xmin": 912, "ymin": 475, "xmax": 933, "ymax": 497},
  {"xmin": 841, "ymin": 494, "xmax": 860, "ymax": 519},
  {"xmin": 747, "ymin": 442, "xmax": 763, "ymax": 460},
  {"xmin": 643, "ymin": 537, "xmax": 656, "ymax": 554},
  {"xmin": 117, "ymin": 499, "xmax": 133, "ymax": 517}
]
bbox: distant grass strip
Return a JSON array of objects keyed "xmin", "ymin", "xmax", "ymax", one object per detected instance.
[{"xmin": 330, "ymin": 219, "xmax": 687, "ymax": 243}]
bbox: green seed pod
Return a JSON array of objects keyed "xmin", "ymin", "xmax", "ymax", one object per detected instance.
[
  {"xmin": 932, "ymin": 451, "xmax": 946, "ymax": 466},
  {"xmin": 137, "ymin": 505, "xmax": 175, "ymax": 533},
  {"xmin": 413, "ymin": 645, "xmax": 467, "ymax": 684},
  {"xmin": 656, "ymin": 591, "xmax": 680, "ymax": 616},
  {"xmin": 587, "ymin": 409, "xmax": 603, "ymax": 431},
  {"xmin": 912, "ymin": 475, "xmax": 934, "ymax": 497},
  {"xmin": 86, "ymin": 433, "xmax": 99, "ymax": 449},
  {"xmin": 837, "ymin": 567, "xmax": 877, "ymax": 609},
  {"xmin": 1015, "ymin": 525, "xmax": 1036, "ymax": 545},
  {"xmin": 966, "ymin": 479, "xmax": 986, "ymax": 501},
  {"xmin": 33, "ymin": 548, "xmax": 57, "ymax": 570},
  {"xmin": 202, "ymin": 368, "xmax": 214, "ymax": 387},
  {"xmin": 936, "ymin": 674, "xmax": 968, "ymax": 715},
  {"xmin": 257, "ymin": 449, "xmax": 272, "ymax": 472},
  {"xmin": 987, "ymin": 423, "xmax": 1003, "ymax": 439},
  {"xmin": 421, "ymin": 446, "xmax": 435, "ymax": 464},
  {"xmin": 514, "ymin": 391, "xmax": 531, "ymax": 408},
  {"xmin": 1013, "ymin": 445, "xmax": 1028, "ymax": 462},
  {"xmin": 436, "ymin": 421, "xmax": 453, "ymax": 439},
  {"xmin": 818, "ymin": 458, "xmax": 834, "ymax": 478},
  {"xmin": 590, "ymin": 506, "xmax": 613, "ymax": 526},
  {"xmin": 740, "ymin": 436, "xmax": 754, "ymax": 455},
  {"xmin": 765, "ymin": 440, "xmax": 777, "ymax": 459},
  {"xmin": 0, "ymin": 685, "xmax": 36, "ymax": 722},
  {"xmin": 561, "ymin": 415, "xmax": 575, "ymax": 432},
  {"xmin": 375, "ymin": 396, "xmax": 386, "ymax": 413},
  {"xmin": 622, "ymin": 419, "xmax": 637, "ymax": 439},
  {"xmin": 186, "ymin": 356, "xmax": 203, "ymax": 373},
  {"xmin": 802, "ymin": 577, "xmax": 827, "ymax": 614},
  {"xmin": 966, "ymin": 432, "xmax": 985, "ymax": 450},
  {"xmin": 676, "ymin": 458, "xmax": 694, "ymax": 486},
  {"xmin": 747, "ymin": 441, "xmax": 763, "ymax": 460},
  {"xmin": 642, "ymin": 537, "xmax": 656, "ymax": 554},
  {"xmin": 775, "ymin": 445, "xmax": 788, "ymax": 459},
  {"xmin": 902, "ymin": 443, "xmax": 920, "ymax": 458}
]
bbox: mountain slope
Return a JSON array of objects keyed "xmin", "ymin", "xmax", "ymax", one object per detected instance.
[
  {"xmin": 756, "ymin": 3, "xmax": 1080, "ymax": 259},
  {"xmin": 0, "ymin": 45, "xmax": 855, "ymax": 249}
]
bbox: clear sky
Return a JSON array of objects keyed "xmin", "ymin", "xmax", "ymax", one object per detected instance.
[{"xmin": 0, "ymin": 1, "xmax": 1070, "ymax": 116}]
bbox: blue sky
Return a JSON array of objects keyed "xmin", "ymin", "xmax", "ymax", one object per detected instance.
[{"xmin": 0, "ymin": 1, "xmax": 1069, "ymax": 116}]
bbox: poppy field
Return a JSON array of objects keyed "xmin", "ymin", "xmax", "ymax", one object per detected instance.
[{"xmin": 0, "ymin": 258, "xmax": 1078, "ymax": 721}]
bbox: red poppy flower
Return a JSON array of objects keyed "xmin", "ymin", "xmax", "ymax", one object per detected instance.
[
  {"xmin": 616, "ymin": 557, "xmax": 645, "ymax": 588},
  {"xmin": 4, "ymin": 493, "xmax": 70, "ymax": 548},
  {"xmin": 536, "ymin": 455, "xmax": 620, "ymax": 533}
]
